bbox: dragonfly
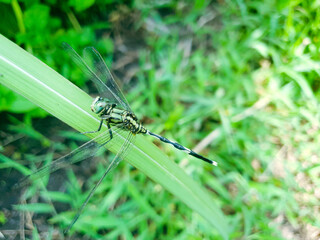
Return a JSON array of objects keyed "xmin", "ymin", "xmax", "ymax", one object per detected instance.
[{"xmin": 15, "ymin": 42, "xmax": 217, "ymax": 233}]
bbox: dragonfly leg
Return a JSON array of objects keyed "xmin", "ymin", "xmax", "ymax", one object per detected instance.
[
  {"xmin": 81, "ymin": 118, "xmax": 104, "ymax": 134},
  {"xmin": 108, "ymin": 122, "xmax": 113, "ymax": 139},
  {"xmin": 100, "ymin": 122, "xmax": 113, "ymax": 147}
]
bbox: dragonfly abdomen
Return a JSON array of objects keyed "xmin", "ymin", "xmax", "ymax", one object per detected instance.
[{"xmin": 146, "ymin": 131, "xmax": 217, "ymax": 165}]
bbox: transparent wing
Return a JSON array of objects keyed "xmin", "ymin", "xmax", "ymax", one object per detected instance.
[
  {"xmin": 83, "ymin": 46, "xmax": 132, "ymax": 112},
  {"xmin": 64, "ymin": 132, "xmax": 135, "ymax": 233},
  {"xmin": 62, "ymin": 42, "xmax": 132, "ymax": 112},
  {"xmin": 114, "ymin": 132, "xmax": 136, "ymax": 166},
  {"xmin": 14, "ymin": 126, "xmax": 128, "ymax": 189}
]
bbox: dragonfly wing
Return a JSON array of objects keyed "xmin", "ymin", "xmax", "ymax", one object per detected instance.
[
  {"xmin": 83, "ymin": 46, "xmax": 132, "ymax": 112},
  {"xmin": 62, "ymin": 42, "xmax": 132, "ymax": 112},
  {"xmin": 14, "ymin": 126, "xmax": 126, "ymax": 189},
  {"xmin": 113, "ymin": 132, "xmax": 135, "ymax": 166},
  {"xmin": 64, "ymin": 132, "xmax": 135, "ymax": 233}
]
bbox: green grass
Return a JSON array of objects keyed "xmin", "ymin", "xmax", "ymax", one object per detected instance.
[{"xmin": 1, "ymin": 0, "xmax": 320, "ymax": 239}]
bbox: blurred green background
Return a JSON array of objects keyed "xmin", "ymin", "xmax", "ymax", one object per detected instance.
[{"xmin": 1, "ymin": 0, "xmax": 320, "ymax": 239}]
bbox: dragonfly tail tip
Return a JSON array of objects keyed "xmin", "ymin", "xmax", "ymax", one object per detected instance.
[{"xmin": 212, "ymin": 161, "xmax": 218, "ymax": 166}]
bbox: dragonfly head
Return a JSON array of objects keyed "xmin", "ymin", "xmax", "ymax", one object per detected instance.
[{"xmin": 91, "ymin": 96, "xmax": 108, "ymax": 114}]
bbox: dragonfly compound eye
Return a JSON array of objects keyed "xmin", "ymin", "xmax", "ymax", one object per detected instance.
[{"xmin": 91, "ymin": 98, "xmax": 107, "ymax": 114}]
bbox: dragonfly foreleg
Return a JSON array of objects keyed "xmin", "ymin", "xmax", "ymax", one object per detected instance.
[
  {"xmin": 99, "ymin": 122, "xmax": 113, "ymax": 147},
  {"xmin": 81, "ymin": 115, "xmax": 110, "ymax": 134}
]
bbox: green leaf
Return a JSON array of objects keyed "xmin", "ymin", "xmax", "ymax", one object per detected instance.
[
  {"xmin": 41, "ymin": 191, "xmax": 73, "ymax": 203},
  {"xmin": 14, "ymin": 203, "xmax": 54, "ymax": 213},
  {"xmin": 0, "ymin": 154, "xmax": 31, "ymax": 175},
  {"xmin": 0, "ymin": 211, "xmax": 7, "ymax": 224},
  {"xmin": 68, "ymin": 0, "xmax": 95, "ymax": 12}
]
